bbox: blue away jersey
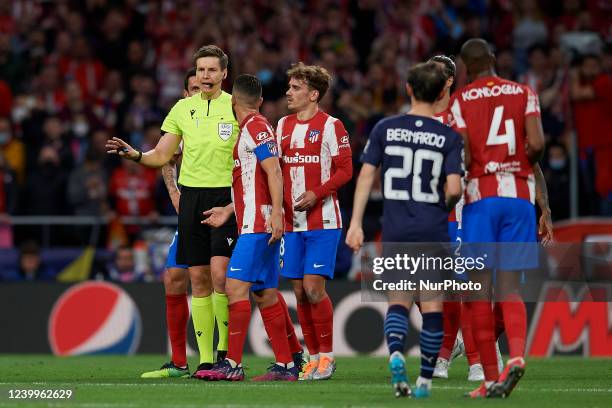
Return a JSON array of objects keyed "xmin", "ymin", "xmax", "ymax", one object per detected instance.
[{"xmin": 360, "ymin": 114, "xmax": 463, "ymax": 242}]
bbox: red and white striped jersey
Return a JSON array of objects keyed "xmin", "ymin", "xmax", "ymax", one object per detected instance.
[
  {"xmin": 433, "ymin": 109, "xmax": 455, "ymax": 127},
  {"xmin": 232, "ymin": 113, "xmax": 278, "ymax": 234},
  {"xmin": 434, "ymin": 108, "xmax": 463, "ymax": 223},
  {"xmin": 276, "ymin": 110, "xmax": 352, "ymax": 232},
  {"xmin": 450, "ymin": 76, "xmax": 539, "ymax": 205}
]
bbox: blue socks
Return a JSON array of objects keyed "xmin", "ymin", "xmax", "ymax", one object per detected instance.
[
  {"xmin": 384, "ymin": 305, "xmax": 409, "ymax": 355},
  {"xmin": 384, "ymin": 306, "xmax": 444, "ymax": 381},
  {"xmin": 419, "ymin": 312, "xmax": 443, "ymax": 379}
]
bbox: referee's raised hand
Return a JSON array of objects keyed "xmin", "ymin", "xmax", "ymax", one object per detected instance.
[{"xmin": 105, "ymin": 137, "xmax": 140, "ymax": 161}]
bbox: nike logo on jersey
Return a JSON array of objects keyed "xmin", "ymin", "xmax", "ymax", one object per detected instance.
[
  {"xmin": 227, "ymin": 237, "xmax": 234, "ymax": 246},
  {"xmin": 281, "ymin": 135, "xmax": 291, "ymax": 141},
  {"xmin": 313, "ymin": 264, "xmax": 325, "ymax": 269},
  {"xmin": 230, "ymin": 267, "xmax": 241, "ymax": 272},
  {"xmin": 320, "ymin": 332, "xmax": 331, "ymax": 338},
  {"xmin": 230, "ymin": 331, "xmax": 241, "ymax": 336}
]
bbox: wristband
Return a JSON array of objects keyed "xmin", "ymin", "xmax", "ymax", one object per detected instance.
[{"xmin": 134, "ymin": 151, "xmax": 143, "ymax": 162}]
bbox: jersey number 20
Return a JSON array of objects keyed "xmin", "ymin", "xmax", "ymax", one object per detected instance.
[{"xmin": 384, "ymin": 146, "xmax": 442, "ymax": 203}]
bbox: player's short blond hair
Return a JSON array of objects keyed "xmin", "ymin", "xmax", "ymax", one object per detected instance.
[{"xmin": 286, "ymin": 62, "xmax": 331, "ymax": 102}]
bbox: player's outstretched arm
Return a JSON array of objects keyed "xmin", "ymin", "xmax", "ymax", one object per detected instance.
[
  {"xmin": 445, "ymin": 174, "xmax": 462, "ymax": 209},
  {"xmin": 105, "ymin": 133, "xmax": 181, "ymax": 168},
  {"xmin": 260, "ymin": 156, "xmax": 284, "ymax": 244},
  {"xmin": 346, "ymin": 163, "xmax": 376, "ymax": 252},
  {"xmin": 533, "ymin": 163, "xmax": 553, "ymax": 245},
  {"xmin": 162, "ymin": 157, "xmax": 180, "ymax": 213}
]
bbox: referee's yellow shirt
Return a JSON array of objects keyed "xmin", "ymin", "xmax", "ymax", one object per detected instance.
[{"xmin": 161, "ymin": 91, "xmax": 239, "ymax": 188}]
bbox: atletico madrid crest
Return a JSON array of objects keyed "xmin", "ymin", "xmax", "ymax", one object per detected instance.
[{"xmin": 308, "ymin": 129, "xmax": 320, "ymax": 143}]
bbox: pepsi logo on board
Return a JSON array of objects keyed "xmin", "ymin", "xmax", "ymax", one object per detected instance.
[{"xmin": 48, "ymin": 281, "xmax": 141, "ymax": 355}]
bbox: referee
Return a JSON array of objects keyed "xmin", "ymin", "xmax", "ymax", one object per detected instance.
[{"xmin": 106, "ymin": 45, "xmax": 239, "ymax": 375}]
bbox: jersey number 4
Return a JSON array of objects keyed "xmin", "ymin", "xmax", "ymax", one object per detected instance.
[
  {"xmin": 384, "ymin": 146, "xmax": 442, "ymax": 203},
  {"xmin": 486, "ymin": 105, "xmax": 516, "ymax": 155}
]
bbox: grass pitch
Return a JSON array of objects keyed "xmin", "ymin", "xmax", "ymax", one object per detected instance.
[{"xmin": 0, "ymin": 355, "xmax": 611, "ymax": 407}]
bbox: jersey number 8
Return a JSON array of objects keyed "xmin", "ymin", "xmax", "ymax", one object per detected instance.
[{"xmin": 383, "ymin": 146, "xmax": 443, "ymax": 203}]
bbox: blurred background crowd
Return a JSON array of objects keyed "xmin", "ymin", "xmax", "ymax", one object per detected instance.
[{"xmin": 0, "ymin": 0, "xmax": 610, "ymax": 281}]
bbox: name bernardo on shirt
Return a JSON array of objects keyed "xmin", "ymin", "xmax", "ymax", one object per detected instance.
[{"xmin": 386, "ymin": 128, "xmax": 446, "ymax": 148}]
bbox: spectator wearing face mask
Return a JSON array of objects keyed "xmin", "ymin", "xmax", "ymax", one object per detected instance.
[{"xmin": 543, "ymin": 142, "xmax": 570, "ymax": 221}]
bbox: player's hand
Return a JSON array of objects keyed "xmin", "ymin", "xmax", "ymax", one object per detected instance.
[
  {"xmin": 345, "ymin": 225, "xmax": 364, "ymax": 253},
  {"xmin": 202, "ymin": 206, "xmax": 232, "ymax": 228},
  {"xmin": 538, "ymin": 209, "xmax": 554, "ymax": 246},
  {"xmin": 170, "ymin": 191, "xmax": 180, "ymax": 214},
  {"xmin": 105, "ymin": 137, "xmax": 138, "ymax": 160},
  {"xmin": 266, "ymin": 209, "xmax": 284, "ymax": 245},
  {"xmin": 294, "ymin": 191, "xmax": 318, "ymax": 211}
]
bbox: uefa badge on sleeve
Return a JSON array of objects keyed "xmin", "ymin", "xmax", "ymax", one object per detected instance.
[{"xmin": 218, "ymin": 122, "xmax": 233, "ymax": 141}]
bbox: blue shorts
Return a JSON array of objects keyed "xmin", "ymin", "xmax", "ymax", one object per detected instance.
[
  {"xmin": 280, "ymin": 229, "xmax": 342, "ymax": 280},
  {"xmin": 448, "ymin": 221, "xmax": 461, "ymax": 242},
  {"xmin": 448, "ymin": 221, "xmax": 468, "ymax": 281},
  {"xmin": 165, "ymin": 230, "xmax": 189, "ymax": 269},
  {"xmin": 462, "ymin": 197, "xmax": 537, "ymax": 271},
  {"xmin": 227, "ymin": 233, "xmax": 280, "ymax": 292}
]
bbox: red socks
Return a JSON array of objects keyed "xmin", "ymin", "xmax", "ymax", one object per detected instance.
[
  {"xmin": 226, "ymin": 300, "xmax": 252, "ymax": 365},
  {"xmin": 468, "ymin": 301, "xmax": 499, "ymax": 380},
  {"xmin": 439, "ymin": 301, "xmax": 461, "ymax": 360},
  {"xmin": 260, "ymin": 301, "xmax": 292, "ymax": 364},
  {"xmin": 297, "ymin": 302, "xmax": 319, "ymax": 355},
  {"xmin": 165, "ymin": 294, "xmax": 188, "ymax": 367},
  {"xmin": 311, "ymin": 296, "xmax": 334, "ymax": 353},
  {"xmin": 460, "ymin": 302, "xmax": 480, "ymax": 366},
  {"xmin": 493, "ymin": 301, "xmax": 505, "ymax": 339},
  {"xmin": 277, "ymin": 292, "xmax": 302, "ymax": 354},
  {"xmin": 499, "ymin": 295, "xmax": 527, "ymax": 359}
]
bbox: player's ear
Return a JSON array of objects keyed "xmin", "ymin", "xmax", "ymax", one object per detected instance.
[
  {"xmin": 310, "ymin": 89, "xmax": 319, "ymax": 102},
  {"xmin": 446, "ymin": 77, "xmax": 454, "ymax": 89},
  {"xmin": 223, "ymin": 69, "xmax": 228, "ymax": 80},
  {"xmin": 183, "ymin": 90, "xmax": 188, "ymax": 98},
  {"xmin": 256, "ymin": 97, "xmax": 263, "ymax": 109},
  {"xmin": 405, "ymin": 84, "xmax": 413, "ymax": 98}
]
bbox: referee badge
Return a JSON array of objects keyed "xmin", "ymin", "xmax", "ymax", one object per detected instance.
[{"xmin": 218, "ymin": 123, "xmax": 233, "ymax": 141}]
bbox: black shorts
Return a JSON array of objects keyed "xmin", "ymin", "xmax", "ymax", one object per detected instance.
[{"xmin": 176, "ymin": 186, "xmax": 238, "ymax": 266}]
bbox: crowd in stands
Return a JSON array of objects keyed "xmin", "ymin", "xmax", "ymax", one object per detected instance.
[{"xmin": 0, "ymin": 0, "xmax": 610, "ymax": 281}]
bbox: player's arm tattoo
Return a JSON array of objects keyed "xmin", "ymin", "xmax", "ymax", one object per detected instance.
[
  {"xmin": 161, "ymin": 157, "xmax": 180, "ymax": 197},
  {"xmin": 533, "ymin": 163, "xmax": 550, "ymax": 214},
  {"xmin": 533, "ymin": 163, "xmax": 554, "ymax": 244}
]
